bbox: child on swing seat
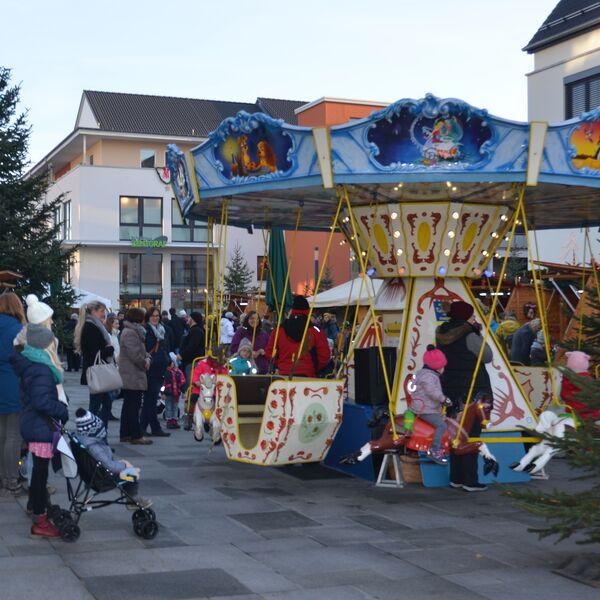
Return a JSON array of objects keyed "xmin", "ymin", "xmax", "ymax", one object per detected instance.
[
  {"xmin": 410, "ymin": 345, "xmax": 453, "ymax": 465},
  {"xmin": 190, "ymin": 353, "xmax": 227, "ymax": 408},
  {"xmin": 228, "ymin": 338, "xmax": 257, "ymax": 375}
]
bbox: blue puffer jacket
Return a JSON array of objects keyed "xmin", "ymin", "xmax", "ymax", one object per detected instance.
[
  {"xmin": 9, "ymin": 351, "xmax": 68, "ymax": 443},
  {"xmin": 0, "ymin": 314, "xmax": 24, "ymax": 414}
]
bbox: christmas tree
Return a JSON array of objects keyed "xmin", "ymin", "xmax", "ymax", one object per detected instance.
[
  {"xmin": 319, "ymin": 263, "xmax": 335, "ymax": 291},
  {"xmin": 223, "ymin": 243, "xmax": 253, "ymax": 295},
  {"xmin": 0, "ymin": 67, "xmax": 77, "ymax": 342}
]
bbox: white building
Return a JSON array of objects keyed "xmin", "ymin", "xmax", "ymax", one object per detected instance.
[
  {"xmin": 525, "ymin": 0, "xmax": 600, "ymax": 265},
  {"xmin": 31, "ymin": 91, "xmax": 305, "ymax": 311}
]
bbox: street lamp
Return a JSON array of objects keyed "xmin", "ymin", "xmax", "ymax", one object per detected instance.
[{"xmin": 314, "ymin": 246, "xmax": 319, "ymax": 291}]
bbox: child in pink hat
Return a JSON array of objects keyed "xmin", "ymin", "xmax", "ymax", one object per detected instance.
[{"xmin": 409, "ymin": 344, "xmax": 453, "ymax": 464}]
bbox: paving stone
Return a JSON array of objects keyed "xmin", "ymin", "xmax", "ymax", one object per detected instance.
[
  {"xmin": 229, "ymin": 510, "xmax": 321, "ymax": 532},
  {"xmin": 135, "ymin": 478, "xmax": 185, "ymax": 496},
  {"xmin": 357, "ymin": 575, "xmax": 488, "ymax": 600},
  {"xmin": 2, "ymin": 565, "xmax": 95, "ymax": 600},
  {"xmin": 285, "ymin": 568, "xmax": 396, "ymax": 589},
  {"xmin": 83, "ymin": 568, "xmax": 250, "ymax": 599},
  {"xmin": 397, "ymin": 546, "xmax": 508, "ymax": 575},
  {"xmin": 277, "ymin": 464, "xmax": 351, "ymax": 480},
  {"xmin": 233, "ymin": 536, "xmax": 324, "ymax": 554},
  {"xmin": 263, "ymin": 585, "xmax": 373, "ymax": 599},
  {"xmin": 401, "ymin": 526, "xmax": 488, "ymax": 548},
  {"xmin": 350, "ymin": 514, "xmax": 412, "ymax": 532},
  {"xmin": 303, "ymin": 524, "xmax": 388, "ymax": 545}
]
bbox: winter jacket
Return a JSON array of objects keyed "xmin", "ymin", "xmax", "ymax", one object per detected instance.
[
  {"xmin": 109, "ymin": 331, "xmax": 120, "ymax": 362},
  {"xmin": 410, "ymin": 367, "xmax": 448, "ymax": 415},
  {"xmin": 220, "ymin": 318, "xmax": 235, "ymax": 344},
  {"xmin": 230, "ymin": 327, "xmax": 270, "ymax": 374},
  {"xmin": 78, "ymin": 434, "xmax": 127, "ymax": 474},
  {"xmin": 229, "ymin": 356, "xmax": 256, "ymax": 375},
  {"xmin": 436, "ymin": 320, "xmax": 492, "ymax": 404},
  {"xmin": 80, "ymin": 321, "xmax": 114, "ymax": 386},
  {"xmin": 265, "ymin": 325, "xmax": 330, "ymax": 377},
  {"xmin": 169, "ymin": 314, "xmax": 185, "ymax": 348},
  {"xmin": 180, "ymin": 324, "xmax": 205, "ymax": 369},
  {"xmin": 0, "ymin": 314, "xmax": 23, "ymax": 414},
  {"xmin": 560, "ymin": 371, "xmax": 600, "ymax": 420},
  {"xmin": 9, "ymin": 351, "xmax": 68, "ymax": 443},
  {"xmin": 118, "ymin": 321, "xmax": 150, "ymax": 391},
  {"xmin": 509, "ymin": 323, "xmax": 536, "ymax": 365},
  {"xmin": 145, "ymin": 325, "xmax": 169, "ymax": 380},
  {"xmin": 191, "ymin": 359, "xmax": 227, "ymax": 395},
  {"xmin": 163, "ymin": 366, "xmax": 186, "ymax": 398}
]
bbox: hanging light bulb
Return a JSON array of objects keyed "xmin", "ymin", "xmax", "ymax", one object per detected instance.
[
  {"xmin": 438, "ymin": 266, "xmax": 446, "ymax": 275},
  {"xmin": 482, "ymin": 250, "xmax": 489, "ymax": 257},
  {"xmin": 396, "ymin": 248, "xmax": 403, "ymax": 256},
  {"xmin": 447, "ymin": 231, "xmax": 455, "ymax": 239},
  {"xmin": 446, "ymin": 181, "xmax": 452, "ymax": 188},
  {"xmin": 500, "ymin": 214, "xmax": 508, "ymax": 222},
  {"xmin": 390, "ymin": 212, "xmax": 398, "ymax": 220},
  {"xmin": 491, "ymin": 232, "xmax": 498, "ymax": 238},
  {"xmin": 393, "ymin": 230, "xmax": 401, "ymax": 238},
  {"xmin": 443, "ymin": 248, "xmax": 451, "ymax": 256},
  {"xmin": 452, "ymin": 211, "xmax": 459, "ymax": 219}
]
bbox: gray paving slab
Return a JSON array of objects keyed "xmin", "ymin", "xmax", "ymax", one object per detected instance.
[
  {"xmin": 229, "ymin": 510, "xmax": 321, "ymax": 531},
  {"xmin": 83, "ymin": 568, "xmax": 250, "ymax": 599},
  {"xmin": 263, "ymin": 585, "xmax": 373, "ymax": 599}
]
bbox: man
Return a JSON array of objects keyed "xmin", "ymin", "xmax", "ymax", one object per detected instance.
[
  {"xmin": 177, "ymin": 311, "xmax": 206, "ymax": 383},
  {"xmin": 509, "ymin": 318, "xmax": 542, "ymax": 366},
  {"xmin": 265, "ymin": 296, "xmax": 330, "ymax": 377},
  {"xmin": 64, "ymin": 313, "xmax": 80, "ymax": 372},
  {"xmin": 161, "ymin": 310, "xmax": 175, "ymax": 351},
  {"xmin": 168, "ymin": 308, "xmax": 185, "ymax": 350}
]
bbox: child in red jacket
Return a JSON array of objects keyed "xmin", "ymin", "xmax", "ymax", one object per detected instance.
[
  {"xmin": 162, "ymin": 353, "xmax": 186, "ymax": 429},
  {"xmin": 561, "ymin": 351, "xmax": 599, "ymax": 421}
]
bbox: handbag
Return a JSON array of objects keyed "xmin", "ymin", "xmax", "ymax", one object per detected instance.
[{"xmin": 86, "ymin": 351, "xmax": 123, "ymax": 394}]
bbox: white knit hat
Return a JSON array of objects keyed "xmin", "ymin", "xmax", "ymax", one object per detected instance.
[{"xmin": 25, "ymin": 294, "xmax": 53, "ymax": 324}]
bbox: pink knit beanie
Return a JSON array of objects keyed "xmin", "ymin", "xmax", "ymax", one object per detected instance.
[{"xmin": 423, "ymin": 344, "xmax": 447, "ymax": 370}]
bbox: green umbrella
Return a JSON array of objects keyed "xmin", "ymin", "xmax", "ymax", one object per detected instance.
[{"xmin": 266, "ymin": 226, "xmax": 292, "ymax": 321}]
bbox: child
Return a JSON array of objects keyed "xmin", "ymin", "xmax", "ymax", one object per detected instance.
[
  {"xmin": 162, "ymin": 353, "xmax": 186, "ymax": 429},
  {"xmin": 10, "ymin": 324, "xmax": 69, "ymax": 539},
  {"xmin": 190, "ymin": 352, "xmax": 227, "ymax": 408},
  {"xmin": 561, "ymin": 351, "xmax": 599, "ymax": 422},
  {"xmin": 228, "ymin": 338, "xmax": 258, "ymax": 375},
  {"xmin": 410, "ymin": 344, "xmax": 453, "ymax": 465},
  {"xmin": 74, "ymin": 408, "xmax": 151, "ymax": 508}
]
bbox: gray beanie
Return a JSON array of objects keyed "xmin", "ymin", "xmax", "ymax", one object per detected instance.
[{"xmin": 26, "ymin": 323, "xmax": 55, "ymax": 349}]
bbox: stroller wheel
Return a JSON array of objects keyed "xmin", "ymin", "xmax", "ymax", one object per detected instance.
[
  {"xmin": 132, "ymin": 508, "xmax": 156, "ymax": 524},
  {"xmin": 47, "ymin": 504, "xmax": 63, "ymax": 522},
  {"xmin": 133, "ymin": 518, "xmax": 159, "ymax": 539},
  {"xmin": 60, "ymin": 521, "xmax": 81, "ymax": 543}
]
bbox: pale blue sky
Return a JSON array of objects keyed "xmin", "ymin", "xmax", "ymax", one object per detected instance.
[{"xmin": 3, "ymin": 0, "xmax": 558, "ymax": 165}]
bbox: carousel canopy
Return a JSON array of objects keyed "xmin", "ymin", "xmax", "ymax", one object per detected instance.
[{"xmin": 167, "ymin": 94, "xmax": 600, "ymax": 232}]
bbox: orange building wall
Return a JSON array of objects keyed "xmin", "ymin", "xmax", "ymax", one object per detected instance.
[{"xmin": 287, "ymin": 99, "xmax": 386, "ymax": 295}]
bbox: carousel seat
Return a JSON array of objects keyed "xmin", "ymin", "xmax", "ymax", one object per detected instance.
[{"xmin": 216, "ymin": 374, "xmax": 345, "ymax": 465}]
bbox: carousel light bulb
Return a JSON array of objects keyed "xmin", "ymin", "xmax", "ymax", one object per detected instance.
[
  {"xmin": 452, "ymin": 211, "xmax": 460, "ymax": 219},
  {"xmin": 390, "ymin": 212, "xmax": 398, "ymax": 220},
  {"xmin": 398, "ymin": 183, "xmax": 403, "ymax": 188},
  {"xmin": 473, "ymin": 268, "xmax": 481, "ymax": 275},
  {"xmin": 500, "ymin": 214, "xmax": 508, "ymax": 222},
  {"xmin": 516, "ymin": 219, "xmax": 522, "ymax": 225},
  {"xmin": 447, "ymin": 231, "xmax": 455, "ymax": 238},
  {"xmin": 505, "ymin": 236, "xmax": 510, "ymax": 241},
  {"xmin": 350, "ymin": 235, "xmax": 355, "ymax": 240},
  {"xmin": 396, "ymin": 248, "xmax": 403, "ymax": 256},
  {"xmin": 451, "ymin": 186, "xmax": 457, "ymax": 192},
  {"xmin": 438, "ymin": 266, "xmax": 447, "ymax": 275},
  {"xmin": 484, "ymin": 270, "xmax": 493, "ymax": 277},
  {"xmin": 491, "ymin": 232, "xmax": 498, "ymax": 238},
  {"xmin": 393, "ymin": 230, "xmax": 401, "ymax": 238},
  {"xmin": 443, "ymin": 248, "xmax": 451, "ymax": 256},
  {"xmin": 393, "ymin": 186, "xmax": 398, "ymax": 191},
  {"xmin": 361, "ymin": 251, "xmax": 366, "ymax": 257},
  {"xmin": 482, "ymin": 250, "xmax": 489, "ymax": 256},
  {"xmin": 446, "ymin": 181, "xmax": 452, "ymax": 188}
]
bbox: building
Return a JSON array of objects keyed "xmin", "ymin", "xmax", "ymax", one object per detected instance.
[
  {"xmin": 524, "ymin": 0, "xmax": 600, "ymax": 265},
  {"xmin": 31, "ymin": 91, "xmax": 305, "ymax": 311}
]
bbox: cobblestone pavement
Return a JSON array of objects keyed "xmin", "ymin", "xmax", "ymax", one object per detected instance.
[{"xmin": 0, "ymin": 371, "xmax": 597, "ymax": 599}]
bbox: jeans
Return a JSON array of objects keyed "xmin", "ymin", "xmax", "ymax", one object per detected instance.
[
  {"xmin": 0, "ymin": 413, "xmax": 22, "ymax": 485},
  {"xmin": 29, "ymin": 455, "xmax": 50, "ymax": 516},
  {"xmin": 120, "ymin": 389, "xmax": 142, "ymax": 440},
  {"xmin": 140, "ymin": 376, "xmax": 163, "ymax": 434},
  {"xmin": 164, "ymin": 394, "xmax": 178, "ymax": 420},
  {"xmin": 419, "ymin": 413, "xmax": 446, "ymax": 452},
  {"xmin": 89, "ymin": 392, "xmax": 111, "ymax": 426}
]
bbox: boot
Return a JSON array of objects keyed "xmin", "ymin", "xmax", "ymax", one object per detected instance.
[{"xmin": 30, "ymin": 514, "xmax": 61, "ymax": 539}]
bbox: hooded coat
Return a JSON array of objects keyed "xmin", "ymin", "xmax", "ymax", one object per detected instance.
[
  {"xmin": 0, "ymin": 314, "xmax": 23, "ymax": 414},
  {"xmin": 118, "ymin": 322, "xmax": 150, "ymax": 391}
]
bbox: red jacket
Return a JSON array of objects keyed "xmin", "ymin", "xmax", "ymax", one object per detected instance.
[
  {"xmin": 163, "ymin": 366, "xmax": 186, "ymax": 398},
  {"xmin": 191, "ymin": 358, "xmax": 227, "ymax": 395},
  {"xmin": 266, "ymin": 325, "xmax": 330, "ymax": 377},
  {"xmin": 560, "ymin": 372, "xmax": 600, "ymax": 420}
]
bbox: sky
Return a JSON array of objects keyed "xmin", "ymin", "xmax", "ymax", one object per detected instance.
[{"xmin": 2, "ymin": 0, "xmax": 559, "ymax": 166}]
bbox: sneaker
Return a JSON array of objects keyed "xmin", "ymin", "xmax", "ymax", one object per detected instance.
[
  {"xmin": 119, "ymin": 437, "xmax": 131, "ymax": 443},
  {"xmin": 30, "ymin": 514, "xmax": 61, "ymax": 539},
  {"xmin": 427, "ymin": 449, "xmax": 448, "ymax": 465},
  {"xmin": 449, "ymin": 481, "xmax": 463, "ymax": 489},
  {"xmin": 127, "ymin": 496, "xmax": 153, "ymax": 510},
  {"xmin": 462, "ymin": 483, "xmax": 488, "ymax": 492},
  {"xmin": 130, "ymin": 437, "xmax": 153, "ymax": 445},
  {"xmin": 149, "ymin": 430, "xmax": 170, "ymax": 437}
]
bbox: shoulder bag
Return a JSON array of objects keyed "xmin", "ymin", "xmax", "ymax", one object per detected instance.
[{"xmin": 86, "ymin": 351, "xmax": 123, "ymax": 394}]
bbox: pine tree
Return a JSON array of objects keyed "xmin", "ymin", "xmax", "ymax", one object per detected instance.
[
  {"xmin": 223, "ymin": 243, "xmax": 253, "ymax": 295},
  {"xmin": 319, "ymin": 263, "xmax": 335, "ymax": 292},
  {"xmin": 0, "ymin": 67, "xmax": 77, "ymax": 342},
  {"xmin": 504, "ymin": 278, "xmax": 600, "ymax": 544}
]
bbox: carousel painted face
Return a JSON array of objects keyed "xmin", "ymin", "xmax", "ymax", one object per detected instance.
[{"xmin": 298, "ymin": 403, "xmax": 328, "ymax": 443}]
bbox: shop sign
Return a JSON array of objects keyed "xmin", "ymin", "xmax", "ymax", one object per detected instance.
[{"xmin": 131, "ymin": 237, "xmax": 168, "ymax": 249}]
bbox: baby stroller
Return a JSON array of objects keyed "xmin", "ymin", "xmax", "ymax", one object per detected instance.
[{"xmin": 48, "ymin": 429, "xmax": 158, "ymax": 542}]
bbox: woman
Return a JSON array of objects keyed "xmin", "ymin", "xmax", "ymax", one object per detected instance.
[
  {"xmin": 435, "ymin": 300, "xmax": 492, "ymax": 492},
  {"xmin": 10, "ymin": 324, "xmax": 68, "ymax": 538},
  {"xmin": 0, "ymin": 293, "xmax": 26, "ymax": 495},
  {"xmin": 230, "ymin": 311, "xmax": 270, "ymax": 374},
  {"xmin": 104, "ymin": 314, "xmax": 122, "ymax": 421},
  {"xmin": 118, "ymin": 308, "xmax": 152, "ymax": 445},
  {"xmin": 74, "ymin": 301, "xmax": 114, "ymax": 425},
  {"xmin": 141, "ymin": 307, "xmax": 170, "ymax": 437}
]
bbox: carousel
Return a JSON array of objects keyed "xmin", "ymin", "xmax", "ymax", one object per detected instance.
[{"xmin": 166, "ymin": 93, "xmax": 599, "ymax": 478}]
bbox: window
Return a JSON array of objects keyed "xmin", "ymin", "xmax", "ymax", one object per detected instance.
[
  {"xmin": 171, "ymin": 254, "xmax": 207, "ymax": 310},
  {"xmin": 53, "ymin": 200, "xmax": 72, "ymax": 240},
  {"xmin": 140, "ymin": 149, "xmax": 155, "ymax": 168},
  {"xmin": 119, "ymin": 253, "xmax": 162, "ymax": 297},
  {"xmin": 171, "ymin": 199, "xmax": 207, "ymax": 242},
  {"xmin": 565, "ymin": 71, "xmax": 600, "ymax": 118},
  {"xmin": 119, "ymin": 196, "xmax": 162, "ymax": 240}
]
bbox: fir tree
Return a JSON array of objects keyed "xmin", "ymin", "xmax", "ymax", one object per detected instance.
[
  {"xmin": 319, "ymin": 263, "xmax": 334, "ymax": 292},
  {"xmin": 0, "ymin": 67, "xmax": 77, "ymax": 342},
  {"xmin": 223, "ymin": 243, "xmax": 253, "ymax": 295}
]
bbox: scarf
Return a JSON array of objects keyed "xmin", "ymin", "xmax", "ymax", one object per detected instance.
[
  {"xmin": 86, "ymin": 314, "xmax": 112, "ymax": 346},
  {"xmin": 22, "ymin": 345, "xmax": 64, "ymax": 384},
  {"xmin": 148, "ymin": 322, "xmax": 165, "ymax": 341}
]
